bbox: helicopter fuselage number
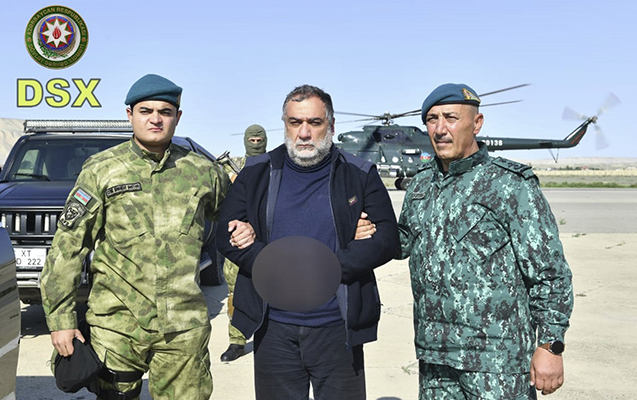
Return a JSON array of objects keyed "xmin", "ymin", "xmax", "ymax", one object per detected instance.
[{"xmin": 482, "ymin": 139, "xmax": 503, "ymax": 147}]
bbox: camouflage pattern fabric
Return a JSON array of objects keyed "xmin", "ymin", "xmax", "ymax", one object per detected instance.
[
  {"xmin": 41, "ymin": 138, "xmax": 230, "ymax": 335},
  {"xmin": 398, "ymin": 144, "xmax": 573, "ymax": 374},
  {"xmin": 223, "ymin": 257, "xmax": 246, "ymax": 346},
  {"xmin": 217, "ymin": 155, "xmax": 248, "ymax": 345},
  {"xmin": 90, "ymin": 320, "xmax": 213, "ymax": 400},
  {"xmin": 218, "ymin": 156, "xmax": 246, "ymax": 182},
  {"xmin": 419, "ymin": 362, "xmax": 537, "ymax": 400}
]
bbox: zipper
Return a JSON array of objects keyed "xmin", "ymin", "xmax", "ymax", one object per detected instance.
[{"xmin": 330, "ymin": 154, "xmax": 350, "ymax": 348}]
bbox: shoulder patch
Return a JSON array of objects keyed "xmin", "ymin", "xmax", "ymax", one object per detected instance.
[
  {"xmin": 73, "ymin": 188, "xmax": 92, "ymax": 205},
  {"xmin": 59, "ymin": 200, "xmax": 87, "ymax": 229},
  {"xmin": 492, "ymin": 157, "xmax": 536, "ymax": 179},
  {"xmin": 106, "ymin": 182, "xmax": 142, "ymax": 198}
]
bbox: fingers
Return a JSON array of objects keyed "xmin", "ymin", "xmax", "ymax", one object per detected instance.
[
  {"xmin": 228, "ymin": 220, "xmax": 240, "ymax": 232},
  {"xmin": 229, "ymin": 221, "xmax": 256, "ymax": 249},
  {"xmin": 529, "ymin": 367, "xmax": 536, "ymax": 387},
  {"xmin": 354, "ymin": 212, "xmax": 376, "ymax": 240},
  {"xmin": 51, "ymin": 329, "xmax": 81, "ymax": 357},
  {"xmin": 530, "ymin": 348, "xmax": 565, "ymax": 395}
]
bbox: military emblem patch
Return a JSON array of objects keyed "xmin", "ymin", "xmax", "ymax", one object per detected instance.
[
  {"xmin": 106, "ymin": 182, "xmax": 142, "ymax": 198},
  {"xmin": 59, "ymin": 200, "xmax": 86, "ymax": 228},
  {"xmin": 24, "ymin": 6, "xmax": 89, "ymax": 69},
  {"xmin": 462, "ymin": 88, "xmax": 481, "ymax": 104}
]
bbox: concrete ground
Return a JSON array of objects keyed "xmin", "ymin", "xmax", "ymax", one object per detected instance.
[{"xmin": 15, "ymin": 188, "xmax": 637, "ymax": 399}]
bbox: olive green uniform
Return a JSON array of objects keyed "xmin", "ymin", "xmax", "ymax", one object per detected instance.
[
  {"xmin": 41, "ymin": 139, "xmax": 229, "ymax": 399},
  {"xmin": 398, "ymin": 145, "xmax": 573, "ymax": 398},
  {"xmin": 218, "ymin": 156, "xmax": 247, "ymax": 346}
]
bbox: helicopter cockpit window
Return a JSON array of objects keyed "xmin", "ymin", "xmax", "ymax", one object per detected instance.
[{"xmin": 381, "ymin": 130, "xmax": 404, "ymax": 142}]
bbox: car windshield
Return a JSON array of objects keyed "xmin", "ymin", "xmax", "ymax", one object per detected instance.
[{"xmin": 5, "ymin": 137, "xmax": 129, "ymax": 182}]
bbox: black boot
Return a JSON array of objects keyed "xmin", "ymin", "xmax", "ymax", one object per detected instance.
[{"xmin": 220, "ymin": 344, "xmax": 245, "ymax": 362}]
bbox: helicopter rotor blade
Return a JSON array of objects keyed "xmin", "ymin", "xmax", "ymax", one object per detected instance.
[
  {"xmin": 478, "ymin": 84, "xmax": 530, "ymax": 97},
  {"xmin": 562, "ymin": 107, "xmax": 587, "ymax": 121},
  {"xmin": 336, "ymin": 118, "xmax": 378, "ymax": 124},
  {"xmin": 596, "ymin": 93, "xmax": 620, "ymax": 117},
  {"xmin": 335, "ymin": 84, "xmax": 530, "ymax": 126},
  {"xmin": 594, "ymin": 125, "xmax": 609, "ymax": 150},
  {"xmin": 480, "ymin": 100, "xmax": 523, "ymax": 107},
  {"xmin": 334, "ymin": 111, "xmax": 380, "ymax": 118},
  {"xmin": 389, "ymin": 109, "xmax": 421, "ymax": 119}
]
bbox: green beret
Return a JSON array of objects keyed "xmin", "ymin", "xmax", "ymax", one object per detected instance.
[
  {"xmin": 125, "ymin": 74, "xmax": 182, "ymax": 108},
  {"xmin": 421, "ymin": 83, "xmax": 480, "ymax": 123}
]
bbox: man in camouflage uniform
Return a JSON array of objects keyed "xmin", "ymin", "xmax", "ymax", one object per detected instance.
[
  {"xmin": 40, "ymin": 74, "xmax": 230, "ymax": 400},
  {"xmin": 397, "ymin": 83, "xmax": 573, "ymax": 399},
  {"xmin": 217, "ymin": 123, "xmax": 267, "ymax": 362}
]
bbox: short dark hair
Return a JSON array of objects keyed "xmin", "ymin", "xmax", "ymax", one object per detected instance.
[{"xmin": 282, "ymin": 84, "xmax": 334, "ymax": 126}]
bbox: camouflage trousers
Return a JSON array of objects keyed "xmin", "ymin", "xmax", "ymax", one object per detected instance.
[
  {"xmin": 419, "ymin": 362, "xmax": 537, "ymax": 400},
  {"xmin": 90, "ymin": 320, "xmax": 213, "ymax": 400},
  {"xmin": 223, "ymin": 257, "xmax": 246, "ymax": 346}
]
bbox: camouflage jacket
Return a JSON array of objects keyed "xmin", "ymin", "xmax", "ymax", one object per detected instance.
[
  {"xmin": 398, "ymin": 144, "xmax": 573, "ymax": 373},
  {"xmin": 41, "ymin": 139, "xmax": 229, "ymax": 334}
]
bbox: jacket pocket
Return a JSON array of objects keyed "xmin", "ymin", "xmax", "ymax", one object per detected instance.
[
  {"xmin": 347, "ymin": 273, "xmax": 381, "ymax": 329},
  {"xmin": 453, "ymin": 205, "xmax": 509, "ymax": 260},
  {"xmin": 105, "ymin": 195, "xmax": 147, "ymax": 245},
  {"xmin": 179, "ymin": 188, "xmax": 205, "ymax": 240}
]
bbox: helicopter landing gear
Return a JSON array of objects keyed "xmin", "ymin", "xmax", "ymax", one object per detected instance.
[
  {"xmin": 400, "ymin": 178, "xmax": 411, "ymax": 190},
  {"xmin": 394, "ymin": 178, "xmax": 412, "ymax": 190},
  {"xmin": 395, "ymin": 178, "xmax": 403, "ymax": 190}
]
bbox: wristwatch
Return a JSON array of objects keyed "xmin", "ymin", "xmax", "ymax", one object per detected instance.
[{"xmin": 539, "ymin": 340, "xmax": 565, "ymax": 355}]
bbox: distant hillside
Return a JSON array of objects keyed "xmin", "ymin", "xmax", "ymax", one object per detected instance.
[
  {"xmin": 510, "ymin": 157, "xmax": 637, "ymax": 170},
  {"xmin": 0, "ymin": 118, "xmax": 24, "ymax": 167}
]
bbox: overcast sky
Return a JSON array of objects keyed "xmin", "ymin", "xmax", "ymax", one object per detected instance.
[{"xmin": 2, "ymin": 0, "xmax": 635, "ymax": 160}]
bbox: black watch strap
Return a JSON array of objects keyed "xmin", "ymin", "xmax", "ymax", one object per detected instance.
[{"xmin": 539, "ymin": 340, "xmax": 565, "ymax": 355}]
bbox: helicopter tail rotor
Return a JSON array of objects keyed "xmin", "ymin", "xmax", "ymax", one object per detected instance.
[
  {"xmin": 594, "ymin": 125, "xmax": 609, "ymax": 150},
  {"xmin": 561, "ymin": 107, "xmax": 587, "ymax": 121},
  {"xmin": 562, "ymin": 93, "xmax": 620, "ymax": 151},
  {"xmin": 596, "ymin": 93, "xmax": 621, "ymax": 117}
]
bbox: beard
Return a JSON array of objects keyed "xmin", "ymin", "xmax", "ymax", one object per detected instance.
[{"xmin": 285, "ymin": 132, "xmax": 333, "ymax": 167}]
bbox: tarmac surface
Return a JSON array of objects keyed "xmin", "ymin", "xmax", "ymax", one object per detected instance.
[{"xmin": 15, "ymin": 188, "xmax": 637, "ymax": 399}]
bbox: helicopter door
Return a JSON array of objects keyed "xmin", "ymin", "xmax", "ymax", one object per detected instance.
[{"xmin": 377, "ymin": 130, "xmax": 405, "ymax": 178}]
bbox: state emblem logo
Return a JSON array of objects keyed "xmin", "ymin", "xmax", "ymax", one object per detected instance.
[{"xmin": 24, "ymin": 6, "xmax": 89, "ymax": 69}]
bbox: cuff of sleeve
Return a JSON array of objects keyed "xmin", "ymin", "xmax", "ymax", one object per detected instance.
[
  {"xmin": 537, "ymin": 324, "xmax": 567, "ymax": 345},
  {"xmin": 45, "ymin": 311, "xmax": 78, "ymax": 332}
]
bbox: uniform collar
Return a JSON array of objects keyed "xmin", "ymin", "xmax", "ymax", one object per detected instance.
[
  {"xmin": 435, "ymin": 142, "xmax": 489, "ymax": 176},
  {"xmin": 129, "ymin": 138, "xmax": 173, "ymax": 167}
]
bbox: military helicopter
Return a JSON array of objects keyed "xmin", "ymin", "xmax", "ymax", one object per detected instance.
[{"xmin": 335, "ymin": 89, "xmax": 619, "ymax": 190}]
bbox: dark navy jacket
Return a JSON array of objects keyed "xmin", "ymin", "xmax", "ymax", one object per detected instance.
[{"xmin": 215, "ymin": 144, "xmax": 400, "ymax": 347}]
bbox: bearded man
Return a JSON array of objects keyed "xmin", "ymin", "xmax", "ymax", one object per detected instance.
[{"xmin": 215, "ymin": 84, "xmax": 400, "ymax": 400}]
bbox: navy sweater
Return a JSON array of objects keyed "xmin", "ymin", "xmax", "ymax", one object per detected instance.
[{"xmin": 269, "ymin": 153, "xmax": 342, "ymax": 326}]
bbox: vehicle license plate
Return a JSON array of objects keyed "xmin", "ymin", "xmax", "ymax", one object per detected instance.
[{"xmin": 14, "ymin": 247, "xmax": 47, "ymax": 269}]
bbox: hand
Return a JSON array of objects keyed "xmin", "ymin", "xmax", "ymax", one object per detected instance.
[
  {"xmin": 228, "ymin": 220, "xmax": 256, "ymax": 249},
  {"xmin": 530, "ymin": 347, "xmax": 565, "ymax": 395},
  {"xmin": 354, "ymin": 212, "xmax": 376, "ymax": 240},
  {"xmin": 50, "ymin": 329, "xmax": 85, "ymax": 357}
]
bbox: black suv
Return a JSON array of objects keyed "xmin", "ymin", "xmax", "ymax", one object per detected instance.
[{"xmin": 0, "ymin": 120, "xmax": 225, "ymax": 304}]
